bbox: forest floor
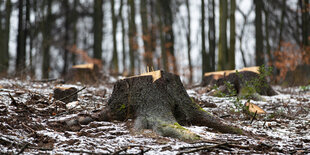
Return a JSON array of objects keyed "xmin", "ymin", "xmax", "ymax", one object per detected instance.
[{"xmin": 0, "ymin": 77, "xmax": 309, "ymax": 154}]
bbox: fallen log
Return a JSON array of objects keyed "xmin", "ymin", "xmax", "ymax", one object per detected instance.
[{"xmin": 98, "ymin": 70, "xmax": 243, "ymax": 141}]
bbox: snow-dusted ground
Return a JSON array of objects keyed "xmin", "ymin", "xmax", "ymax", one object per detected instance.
[{"xmin": 0, "ymin": 78, "xmax": 309, "ymax": 154}]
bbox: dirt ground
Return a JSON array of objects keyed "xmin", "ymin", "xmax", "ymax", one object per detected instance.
[{"xmin": 0, "ymin": 77, "xmax": 309, "ymax": 154}]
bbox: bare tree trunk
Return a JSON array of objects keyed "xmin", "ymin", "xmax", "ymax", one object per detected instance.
[
  {"xmin": 278, "ymin": 0, "xmax": 286, "ymax": 49},
  {"xmin": 300, "ymin": 0, "xmax": 309, "ymax": 46},
  {"xmin": 16, "ymin": 0, "xmax": 26, "ymax": 74},
  {"xmin": 229, "ymin": 0, "xmax": 236, "ymax": 70},
  {"xmin": 254, "ymin": 0, "xmax": 264, "ymax": 66},
  {"xmin": 93, "ymin": 0, "xmax": 103, "ymax": 60},
  {"xmin": 42, "ymin": 0, "xmax": 52, "ymax": 79},
  {"xmin": 208, "ymin": 0, "xmax": 216, "ymax": 71},
  {"xmin": 62, "ymin": 0, "xmax": 70, "ymax": 76},
  {"xmin": 185, "ymin": 0, "xmax": 193, "ymax": 84},
  {"xmin": 218, "ymin": 0, "xmax": 228, "ymax": 70},
  {"xmin": 121, "ymin": 0, "xmax": 126, "ymax": 73},
  {"xmin": 0, "ymin": 0, "xmax": 11, "ymax": 74},
  {"xmin": 140, "ymin": 0, "xmax": 153, "ymax": 68},
  {"xmin": 111, "ymin": 0, "xmax": 119, "ymax": 74},
  {"xmin": 71, "ymin": 0, "xmax": 78, "ymax": 66},
  {"xmin": 128, "ymin": 0, "xmax": 137, "ymax": 75},
  {"xmin": 201, "ymin": 0, "xmax": 208, "ymax": 77}
]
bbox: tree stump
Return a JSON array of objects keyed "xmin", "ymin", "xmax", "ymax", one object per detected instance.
[
  {"xmin": 100, "ymin": 70, "xmax": 242, "ymax": 141},
  {"xmin": 202, "ymin": 66, "xmax": 277, "ymax": 96},
  {"xmin": 64, "ymin": 63, "xmax": 100, "ymax": 84}
]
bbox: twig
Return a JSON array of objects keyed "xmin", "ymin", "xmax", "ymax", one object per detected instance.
[
  {"xmin": 177, "ymin": 142, "xmax": 229, "ymax": 155},
  {"xmin": 28, "ymin": 147, "xmax": 54, "ymax": 151},
  {"xmin": 250, "ymin": 110, "xmax": 258, "ymax": 124},
  {"xmin": 220, "ymin": 114, "xmax": 231, "ymax": 118},
  {"xmin": 22, "ymin": 122, "xmax": 35, "ymax": 133},
  {"xmin": 17, "ymin": 143, "xmax": 30, "ymax": 155},
  {"xmin": 57, "ymin": 86, "xmax": 86, "ymax": 102},
  {"xmin": 8, "ymin": 93, "xmax": 18, "ymax": 106},
  {"xmin": 64, "ymin": 149, "xmax": 106, "ymax": 154}
]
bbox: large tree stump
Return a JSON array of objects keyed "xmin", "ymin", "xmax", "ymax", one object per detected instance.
[
  {"xmin": 100, "ymin": 70, "xmax": 242, "ymax": 141},
  {"xmin": 202, "ymin": 66, "xmax": 277, "ymax": 96}
]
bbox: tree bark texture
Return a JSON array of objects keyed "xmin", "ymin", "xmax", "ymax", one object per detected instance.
[
  {"xmin": 93, "ymin": 0, "xmax": 103, "ymax": 60},
  {"xmin": 229, "ymin": 0, "xmax": 236, "ymax": 70},
  {"xmin": 0, "ymin": 0, "xmax": 11, "ymax": 74},
  {"xmin": 201, "ymin": 0, "xmax": 209, "ymax": 78},
  {"xmin": 16, "ymin": 0, "xmax": 26, "ymax": 73},
  {"xmin": 218, "ymin": 0, "xmax": 228, "ymax": 71},
  {"xmin": 101, "ymin": 71, "xmax": 243, "ymax": 141},
  {"xmin": 42, "ymin": 0, "xmax": 52, "ymax": 79},
  {"xmin": 111, "ymin": 0, "xmax": 119, "ymax": 73},
  {"xmin": 208, "ymin": 0, "xmax": 216, "ymax": 71},
  {"xmin": 128, "ymin": 0, "xmax": 137, "ymax": 75},
  {"xmin": 254, "ymin": 0, "xmax": 264, "ymax": 66}
]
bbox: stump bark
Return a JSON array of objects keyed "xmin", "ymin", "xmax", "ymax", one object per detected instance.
[
  {"xmin": 100, "ymin": 70, "xmax": 242, "ymax": 141},
  {"xmin": 202, "ymin": 67, "xmax": 277, "ymax": 96},
  {"xmin": 65, "ymin": 63, "xmax": 100, "ymax": 84}
]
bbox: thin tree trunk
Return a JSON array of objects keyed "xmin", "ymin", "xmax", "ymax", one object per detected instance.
[
  {"xmin": 208, "ymin": 0, "xmax": 215, "ymax": 71},
  {"xmin": 264, "ymin": 7, "xmax": 272, "ymax": 65},
  {"xmin": 300, "ymin": 0, "xmax": 309, "ymax": 46},
  {"xmin": 111, "ymin": 0, "xmax": 119, "ymax": 74},
  {"xmin": 254, "ymin": 0, "xmax": 264, "ymax": 66},
  {"xmin": 156, "ymin": 1, "xmax": 168, "ymax": 72},
  {"xmin": 201, "ymin": 0, "xmax": 208, "ymax": 77},
  {"xmin": 128, "ymin": 0, "xmax": 137, "ymax": 75},
  {"xmin": 71, "ymin": 0, "xmax": 78, "ymax": 66},
  {"xmin": 62, "ymin": 0, "xmax": 70, "ymax": 76},
  {"xmin": 185, "ymin": 0, "xmax": 193, "ymax": 84},
  {"xmin": 278, "ymin": 0, "xmax": 286, "ymax": 49},
  {"xmin": 140, "ymin": 0, "xmax": 153, "ymax": 68},
  {"xmin": 218, "ymin": 0, "xmax": 228, "ymax": 70},
  {"xmin": 121, "ymin": 0, "xmax": 126, "ymax": 73},
  {"xmin": 229, "ymin": 0, "xmax": 236, "ymax": 70},
  {"xmin": 42, "ymin": 0, "xmax": 52, "ymax": 79},
  {"xmin": 93, "ymin": 0, "xmax": 103, "ymax": 60},
  {"xmin": 16, "ymin": 0, "xmax": 26, "ymax": 73},
  {"xmin": 0, "ymin": 0, "xmax": 11, "ymax": 73}
]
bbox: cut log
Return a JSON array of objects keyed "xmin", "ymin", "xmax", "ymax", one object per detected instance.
[
  {"xmin": 99, "ymin": 70, "xmax": 243, "ymax": 141},
  {"xmin": 202, "ymin": 66, "xmax": 277, "ymax": 96},
  {"xmin": 64, "ymin": 63, "xmax": 100, "ymax": 84},
  {"xmin": 53, "ymin": 87, "xmax": 78, "ymax": 103}
]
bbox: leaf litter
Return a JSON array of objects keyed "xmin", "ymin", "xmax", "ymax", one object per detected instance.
[{"xmin": 0, "ymin": 78, "xmax": 309, "ymax": 154}]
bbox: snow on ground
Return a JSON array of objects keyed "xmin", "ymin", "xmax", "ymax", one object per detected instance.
[{"xmin": 0, "ymin": 78, "xmax": 309, "ymax": 154}]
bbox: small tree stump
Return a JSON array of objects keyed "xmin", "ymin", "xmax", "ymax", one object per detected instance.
[
  {"xmin": 65, "ymin": 63, "xmax": 100, "ymax": 83},
  {"xmin": 202, "ymin": 67, "xmax": 277, "ymax": 96},
  {"xmin": 53, "ymin": 87, "xmax": 78, "ymax": 103},
  {"xmin": 100, "ymin": 70, "xmax": 242, "ymax": 141}
]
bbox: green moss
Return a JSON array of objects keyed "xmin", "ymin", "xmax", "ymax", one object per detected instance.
[{"xmin": 118, "ymin": 103, "xmax": 126, "ymax": 111}]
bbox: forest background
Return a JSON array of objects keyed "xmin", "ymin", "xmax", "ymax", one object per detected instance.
[{"xmin": 0, "ymin": 0, "xmax": 309, "ymax": 85}]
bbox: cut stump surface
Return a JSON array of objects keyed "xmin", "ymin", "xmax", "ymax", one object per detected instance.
[{"xmin": 100, "ymin": 70, "xmax": 243, "ymax": 141}]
